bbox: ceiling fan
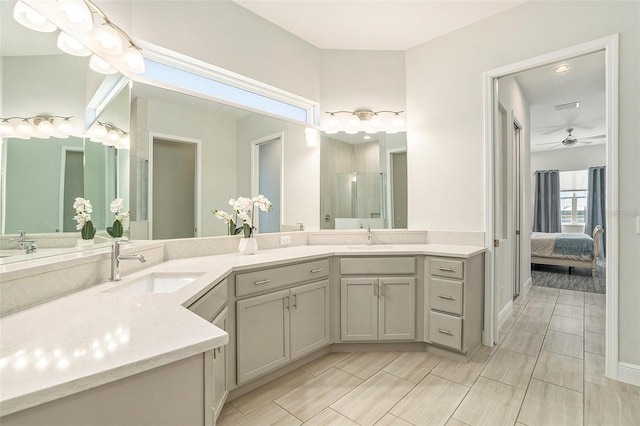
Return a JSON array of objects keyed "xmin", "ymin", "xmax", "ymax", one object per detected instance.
[{"xmin": 538, "ymin": 128, "xmax": 606, "ymax": 150}]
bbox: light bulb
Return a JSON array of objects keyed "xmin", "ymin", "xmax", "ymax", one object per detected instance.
[
  {"xmin": 13, "ymin": 1, "xmax": 57, "ymax": 33},
  {"xmin": 0, "ymin": 120, "xmax": 15, "ymax": 136},
  {"xmin": 123, "ymin": 46, "xmax": 145, "ymax": 73},
  {"xmin": 93, "ymin": 23, "xmax": 123, "ymax": 55},
  {"xmin": 89, "ymin": 54, "xmax": 117, "ymax": 75},
  {"xmin": 116, "ymin": 135, "xmax": 130, "ymax": 149},
  {"xmin": 392, "ymin": 114, "xmax": 403, "ymax": 128},
  {"xmin": 106, "ymin": 129, "xmax": 120, "ymax": 144},
  {"xmin": 57, "ymin": 31, "xmax": 91, "ymax": 57},
  {"xmin": 16, "ymin": 119, "xmax": 36, "ymax": 138},
  {"xmin": 349, "ymin": 115, "xmax": 360, "ymax": 127},
  {"xmin": 370, "ymin": 115, "xmax": 382, "ymax": 127},
  {"xmin": 88, "ymin": 124, "xmax": 108, "ymax": 140},
  {"xmin": 57, "ymin": 0, "xmax": 92, "ymax": 31},
  {"xmin": 36, "ymin": 119, "xmax": 55, "ymax": 138},
  {"xmin": 55, "ymin": 118, "xmax": 74, "ymax": 136}
]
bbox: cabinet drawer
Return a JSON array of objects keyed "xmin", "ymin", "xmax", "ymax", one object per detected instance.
[
  {"xmin": 341, "ymin": 257, "xmax": 415, "ymax": 275},
  {"xmin": 189, "ymin": 279, "xmax": 228, "ymax": 322},
  {"xmin": 430, "ymin": 258, "xmax": 464, "ymax": 280},
  {"xmin": 236, "ymin": 259, "xmax": 329, "ymax": 297},
  {"xmin": 430, "ymin": 278, "xmax": 463, "ymax": 315},
  {"xmin": 429, "ymin": 311, "xmax": 462, "ymax": 351}
]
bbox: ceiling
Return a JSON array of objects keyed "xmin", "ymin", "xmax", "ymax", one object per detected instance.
[
  {"xmin": 512, "ymin": 51, "xmax": 606, "ymax": 152},
  {"xmin": 233, "ymin": 0, "xmax": 526, "ymax": 50}
]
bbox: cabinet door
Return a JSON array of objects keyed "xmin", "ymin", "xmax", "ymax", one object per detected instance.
[
  {"xmin": 236, "ymin": 289, "xmax": 290, "ymax": 384},
  {"xmin": 212, "ymin": 308, "xmax": 228, "ymax": 422},
  {"xmin": 379, "ymin": 277, "xmax": 416, "ymax": 341},
  {"xmin": 290, "ymin": 280, "xmax": 330, "ymax": 360},
  {"xmin": 341, "ymin": 277, "xmax": 378, "ymax": 341}
]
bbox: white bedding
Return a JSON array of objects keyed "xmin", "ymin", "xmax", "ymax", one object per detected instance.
[{"xmin": 531, "ymin": 232, "xmax": 591, "ymax": 261}]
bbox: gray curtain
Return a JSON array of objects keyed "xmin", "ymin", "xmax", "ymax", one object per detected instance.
[
  {"xmin": 586, "ymin": 166, "xmax": 606, "ymax": 257},
  {"xmin": 533, "ymin": 170, "xmax": 561, "ymax": 233}
]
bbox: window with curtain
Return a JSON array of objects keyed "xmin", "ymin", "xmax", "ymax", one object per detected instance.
[
  {"xmin": 586, "ymin": 166, "xmax": 606, "ymax": 257},
  {"xmin": 533, "ymin": 169, "xmax": 561, "ymax": 233},
  {"xmin": 559, "ymin": 170, "xmax": 588, "ymax": 225}
]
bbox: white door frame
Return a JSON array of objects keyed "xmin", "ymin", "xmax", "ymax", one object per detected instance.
[
  {"xmin": 483, "ymin": 34, "xmax": 619, "ymax": 379},
  {"xmin": 386, "ymin": 147, "xmax": 407, "ymax": 229},
  {"xmin": 250, "ymin": 132, "xmax": 284, "ymax": 233},
  {"xmin": 148, "ymin": 132, "xmax": 202, "ymax": 239},
  {"xmin": 58, "ymin": 145, "xmax": 84, "ymax": 233}
]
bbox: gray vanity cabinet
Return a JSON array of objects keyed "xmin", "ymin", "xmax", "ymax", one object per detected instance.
[
  {"xmin": 340, "ymin": 257, "xmax": 416, "ymax": 342},
  {"xmin": 211, "ymin": 308, "xmax": 228, "ymax": 422},
  {"xmin": 235, "ymin": 260, "xmax": 330, "ymax": 385}
]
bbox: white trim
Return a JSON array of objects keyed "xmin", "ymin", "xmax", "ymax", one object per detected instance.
[
  {"xmin": 148, "ymin": 132, "xmax": 202, "ymax": 239},
  {"xmin": 386, "ymin": 147, "xmax": 407, "ymax": 229},
  {"xmin": 483, "ymin": 33, "xmax": 619, "ymax": 382},
  {"xmin": 1, "ymin": 139, "xmax": 7, "ymax": 234},
  {"xmin": 521, "ymin": 276, "xmax": 533, "ymax": 297},
  {"xmin": 85, "ymin": 75, "xmax": 131, "ymax": 130},
  {"xmin": 617, "ymin": 362, "xmax": 640, "ymax": 387},
  {"xmin": 498, "ymin": 300, "xmax": 514, "ymax": 330},
  {"xmin": 250, "ymin": 132, "xmax": 285, "ymax": 233}
]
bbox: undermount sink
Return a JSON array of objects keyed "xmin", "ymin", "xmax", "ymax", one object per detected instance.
[
  {"xmin": 105, "ymin": 272, "xmax": 204, "ymax": 294},
  {"xmin": 347, "ymin": 245, "xmax": 394, "ymax": 250}
]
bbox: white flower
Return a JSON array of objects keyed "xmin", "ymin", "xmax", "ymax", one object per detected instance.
[
  {"xmin": 74, "ymin": 212, "xmax": 91, "ymax": 229},
  {"xmin": 212, "ymin": 210, "xmax": 233, "ymax": 224},
  {"xmin": 73, "ymin": 197, "xmax": 93, "ymax": 214},
  {"xmin": 110, "ymin": 198, "xmax": 124, "ymax": 214}
]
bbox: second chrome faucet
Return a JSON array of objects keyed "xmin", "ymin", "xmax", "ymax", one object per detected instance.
[{"xmin": 111, "ymin": 239, "xmax": 146, "ymax": 281}]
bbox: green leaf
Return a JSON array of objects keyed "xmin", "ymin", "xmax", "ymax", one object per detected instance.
[
  {"xmin": 111, "ymin": 220, "xmax": 123, "ymax": 238},
  {"xmin": 81, "ymin": 221, "xmax": 96, "ymax": 240},
  {"xmin": 107, "ymin": 227, "xmax": 114, "ymax": 237}
]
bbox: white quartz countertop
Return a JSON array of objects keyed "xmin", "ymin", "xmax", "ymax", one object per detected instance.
[{"xmin": 0, "ymin": 243, "xmax": 484, "ymax": 416}]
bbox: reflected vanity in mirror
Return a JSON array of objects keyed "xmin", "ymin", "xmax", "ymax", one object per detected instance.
[{"xmin": 320, "ymin": 132, "xmax": 407, "ymax": 230}]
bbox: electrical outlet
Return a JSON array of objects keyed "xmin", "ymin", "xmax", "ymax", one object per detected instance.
[{"xmin": 280, "ymin": 235, "xmax": 291, "ymax": 245}]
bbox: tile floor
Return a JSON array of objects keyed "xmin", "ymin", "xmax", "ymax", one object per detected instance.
[{"xmin": 218, "ymin": 286, "xmax": 640, "ymax": 426}]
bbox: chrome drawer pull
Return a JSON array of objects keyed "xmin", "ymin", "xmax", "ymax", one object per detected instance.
[
  {"xmin": 438, "ymin": 294, "xmax": 455, "ymax": 300},
  {"xmin": 310, "ymin": 268, "xmax": 324, "ymax": 273},
  {"xmin": 437, "ymin": 328, "xmax": 454, "ymax": 336},
  {"xmin": 254, "ymin": 279, "xmax": 271, "ymax": 285},
  {"xmin": 438, "ymin": 267, "xmax": 455, "ymax": 272}
]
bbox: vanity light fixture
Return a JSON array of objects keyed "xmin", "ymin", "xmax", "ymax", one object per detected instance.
[
  {"xmin": 324, "ymin": 109, "xmax": 404, "ymax": 135},
  {"xmin": 0, "ymin": 115, "xmax": 77, "ymax": 139},
  {"xmin": 14, "ymin": 0, "xmax": 145, "ymax": 74},
  {"xmin": 87, "ymin": 121, "xmax": 130, "ymax": 149}
]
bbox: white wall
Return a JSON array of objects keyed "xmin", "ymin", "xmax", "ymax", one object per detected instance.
[
  {"xmin": 236, "ymin": 114, "xmax": 320, "ymax": 231},
  {"xmin": 531, "ymin": 144, "xmax": 606, "ymax": 172},
  {"xmin": 97, "ymin": 1, "xmax": 320, "ymax": 102},
  {"xmin": 320, "ymin": 50, "xmax": 406, "ymax": 128},
  {"xmin": 406, "ymin": 1, "xmax": 640, "ymax": 365}
]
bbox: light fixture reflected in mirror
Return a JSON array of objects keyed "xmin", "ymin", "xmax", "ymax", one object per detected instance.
[
  {"xmin": 0, "ymin": 115, "xmax": 78, "ymax": 139},
  {"xmin": 324, "ymin": 109, "xmax": 404, "ymax": 135},
  {"xmin": 87, "ymin": 121, "xmax": 129, "ymax": 149},
  {"xmin": 13, "ymin": 0, "xmax": 57, "ymax": 33}
]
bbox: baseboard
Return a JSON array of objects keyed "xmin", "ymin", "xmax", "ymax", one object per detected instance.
[
  {"xmin": 617, "ymin": 362, "xmax": 640, "ymax": 386},
  {"xmin": 521, "ymin": 276, "xmax": 533, "ymax": 296},
  {"xmin": 498, "ymin": 300, "xmax": 513, "ymax": 330}
]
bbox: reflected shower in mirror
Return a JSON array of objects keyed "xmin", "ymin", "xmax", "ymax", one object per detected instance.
[{"xmin": 320, "ymin": 132, "xmax": 407, "ymax": 230}]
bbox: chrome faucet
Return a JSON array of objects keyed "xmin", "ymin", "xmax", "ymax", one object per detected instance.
[
  {"xmin": 9, "ymin": 230, "xmax": 37, "ymax": 254},
  {"xmin": 367, "ymin": 225, "xmax": 372, "ymax": 245},
  {"xmin": 111, "ymin": 239, "xmax": 146, "ymax": 281}
]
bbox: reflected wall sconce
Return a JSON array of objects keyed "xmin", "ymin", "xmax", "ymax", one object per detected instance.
[
  {"xmin": 0, "ymin": 115, "xmax": 77, "ymax": 139},
  {"xmin": 87, "ymin": 121, "xmax": 129, "ymax": 149},
  {"xmin": 324, "ymin": 109, "xmax": 404, "ymax": 135},
  {"xmin": 13, "ymin": 0, "xmax": 144, "ymax": 75}
]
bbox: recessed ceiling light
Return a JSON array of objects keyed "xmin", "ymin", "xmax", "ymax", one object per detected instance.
[
  {"xmin": 554, "ymin": 102, "xmax": 580, "ymax": 111},
  {"xmin": 554, "ymin": 64, "xmax": 571, "ymax": 73}
]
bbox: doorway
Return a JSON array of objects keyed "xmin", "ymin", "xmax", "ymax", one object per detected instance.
[
  {"xmin": 61, "ymin": 148, "xmax": 84, "ymax": 232},
  {"xmin": 251, "ymin": 133, "xmax": 283, "ymax": 234},
  {"xmin": 484, "ymin": 35, "xmax": 618, "ymax": 379},
  {"xmin": 150, "ymin": 136, "xmax": 199, "ymax": 239},
  {"xmin": 389, "ymin": 150, "xmax": 408, "ymax": 229}
]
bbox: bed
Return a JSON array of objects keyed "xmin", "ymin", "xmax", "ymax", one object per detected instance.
[{"xmin": 531, "ymin": 225, "xmax": 604, "ymax": 277}]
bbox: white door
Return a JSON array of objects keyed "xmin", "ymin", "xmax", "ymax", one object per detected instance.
[{"xmin": 252, "ymin": 135, "xmax": 282, "ymax": 234}]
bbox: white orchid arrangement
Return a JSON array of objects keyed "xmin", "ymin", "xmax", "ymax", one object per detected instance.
[
  {"xmin": 212, "ymin": 195, "xmax": 273, "ymax": 238},
  {"xmin": 73, "ymin": 197, "xmax": 96, "ymax": 240},
  {"xmin": 107, "ymin": 198, "xmax": 129, "ymax": 238}
]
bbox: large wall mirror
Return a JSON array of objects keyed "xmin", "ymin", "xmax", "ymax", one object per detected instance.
[
  {"xmin": 320, "ymin": 132, "xmax": 407, "ymax": 230},
  {"xmin": 0, "ymin": 1, "xmax": 130, "ymax": 262}
]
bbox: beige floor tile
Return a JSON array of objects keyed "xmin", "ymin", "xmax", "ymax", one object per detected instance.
[
  {"xmin": 431, "ymin": 346, "xmax": 493, "ymax": 387},
  {"xmin": 584, "ymin": 352, "xmax": 640, "ymax": 395},
  {"xmin": 231, "ymin": 368, "xmax": 315, "ymax": 414},
  {"xmin": 513, "ymin": 294, "xmax": 531, "ymax": 307},
  {"xmin": 518, "ymin": 379, "xmax": 583, "ymax": 426},
  {"xmin": 512, "ymin": 303, "xmax": 525, "ymax": 315},
  {"xmin": 584, "ymin": 330, "xmax": 605, "ymax": 355},
  {"xmin": 375, "ymin": 413, "xmax": 414, "ymax": 426},
  {"xmin": 500, "ymin": 329, "xmax": 544, "ymax": 357},
  {"xmin": 585, "ymin": 382, "xmax": 640, "ymax": 426},
  {"xmin": 585, "ymin": 292, "xmax": 605, "ymax": 306},
  {"xmin": 542, "ymin": 330, "xmax": 584, "ymax": 359},
  {"xmin": 303, "ymin": 408, "xmax": 359, "ymax": 426},
  {"xmin": 498, "ymin": 312, "xmax": 518, "ymax": 335},
  {"xmin": 522, "ymin": 304, "xmax": 554, "ymax": 319},
  {"xmin": 230, "ymin": 401, "xmax": 302, "ymax": 426},
  {"xmin": 390, "ymin": 374, "xmax": 469, "ymax": 426},
  {"xmin": 480, "ymin": 348, "xmax": 536, "ymax": 389},
  {"xmin": 548, "ymin": 314, "xmax": 584, "ymax": 336},
  {"xmin": 532, "ymin": 350, "xmax": 583, "ymax": 392},
  {"xmin": 446, "ymin": 419, "xmax": 471, "ymax": 426},
  {"xmin": 275, "ymin": 367, "xmax": 363, "ymax": 421},
  {"xmin": 452, "ymin": 377, "xmax": 525, "ymax": 426},
  {"xmin": 383, "ymin": 351, "xmax": 444, "ymax": 383},
  {"xmin": 302, "ymin": 352, "xmax": 355, "ymax": 376},
  {"xmin": 335, "ymin": 351, "xmax": 400, "ymax": 380},
  {"xmin": 557, "ymin": 290, "xmax": 585, "ymax": 307},
  {"xmin": 585, "ymin": 315, "xmax": 605, "ymax": 334},
  {"xmin": 585, "ymin": 303, "xmax": 606, "ymax": 319},
  {"xmin": 511, "ymin": 313, "xmax": 549, "ymax": 335},
  {"xmin": 331, "ymin": 371, "xmax": 415, "ymax": 425},
  {"xmin": 530, "ymin": 286, "xmax": 560, "ymax": 296},
  {"xmin": 553, "ymin": 303, "xmax": 584, "ymax": 319},
  {"xmin": 528, "ymin": 295, "xmax": 558, "ymax": 307},
  {"xmin": 217, "ymin": 403, "xmax": 244, "ymax": 426}
]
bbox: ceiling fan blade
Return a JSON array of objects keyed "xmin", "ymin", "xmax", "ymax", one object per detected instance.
[
  {"xmin": 538, "ymin": 141, "xmax": 564, "ymax": 145},
  {"xmin": 577, "ymin": 140, "xmax": 593, "ymax": 145},
  {"xmin": 580, "ymin": 134, "xmax": 606, "ymax": 140},
  {"xmin": 545, "ymin": 144, "xmax": 562, "ymax": 150}
]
